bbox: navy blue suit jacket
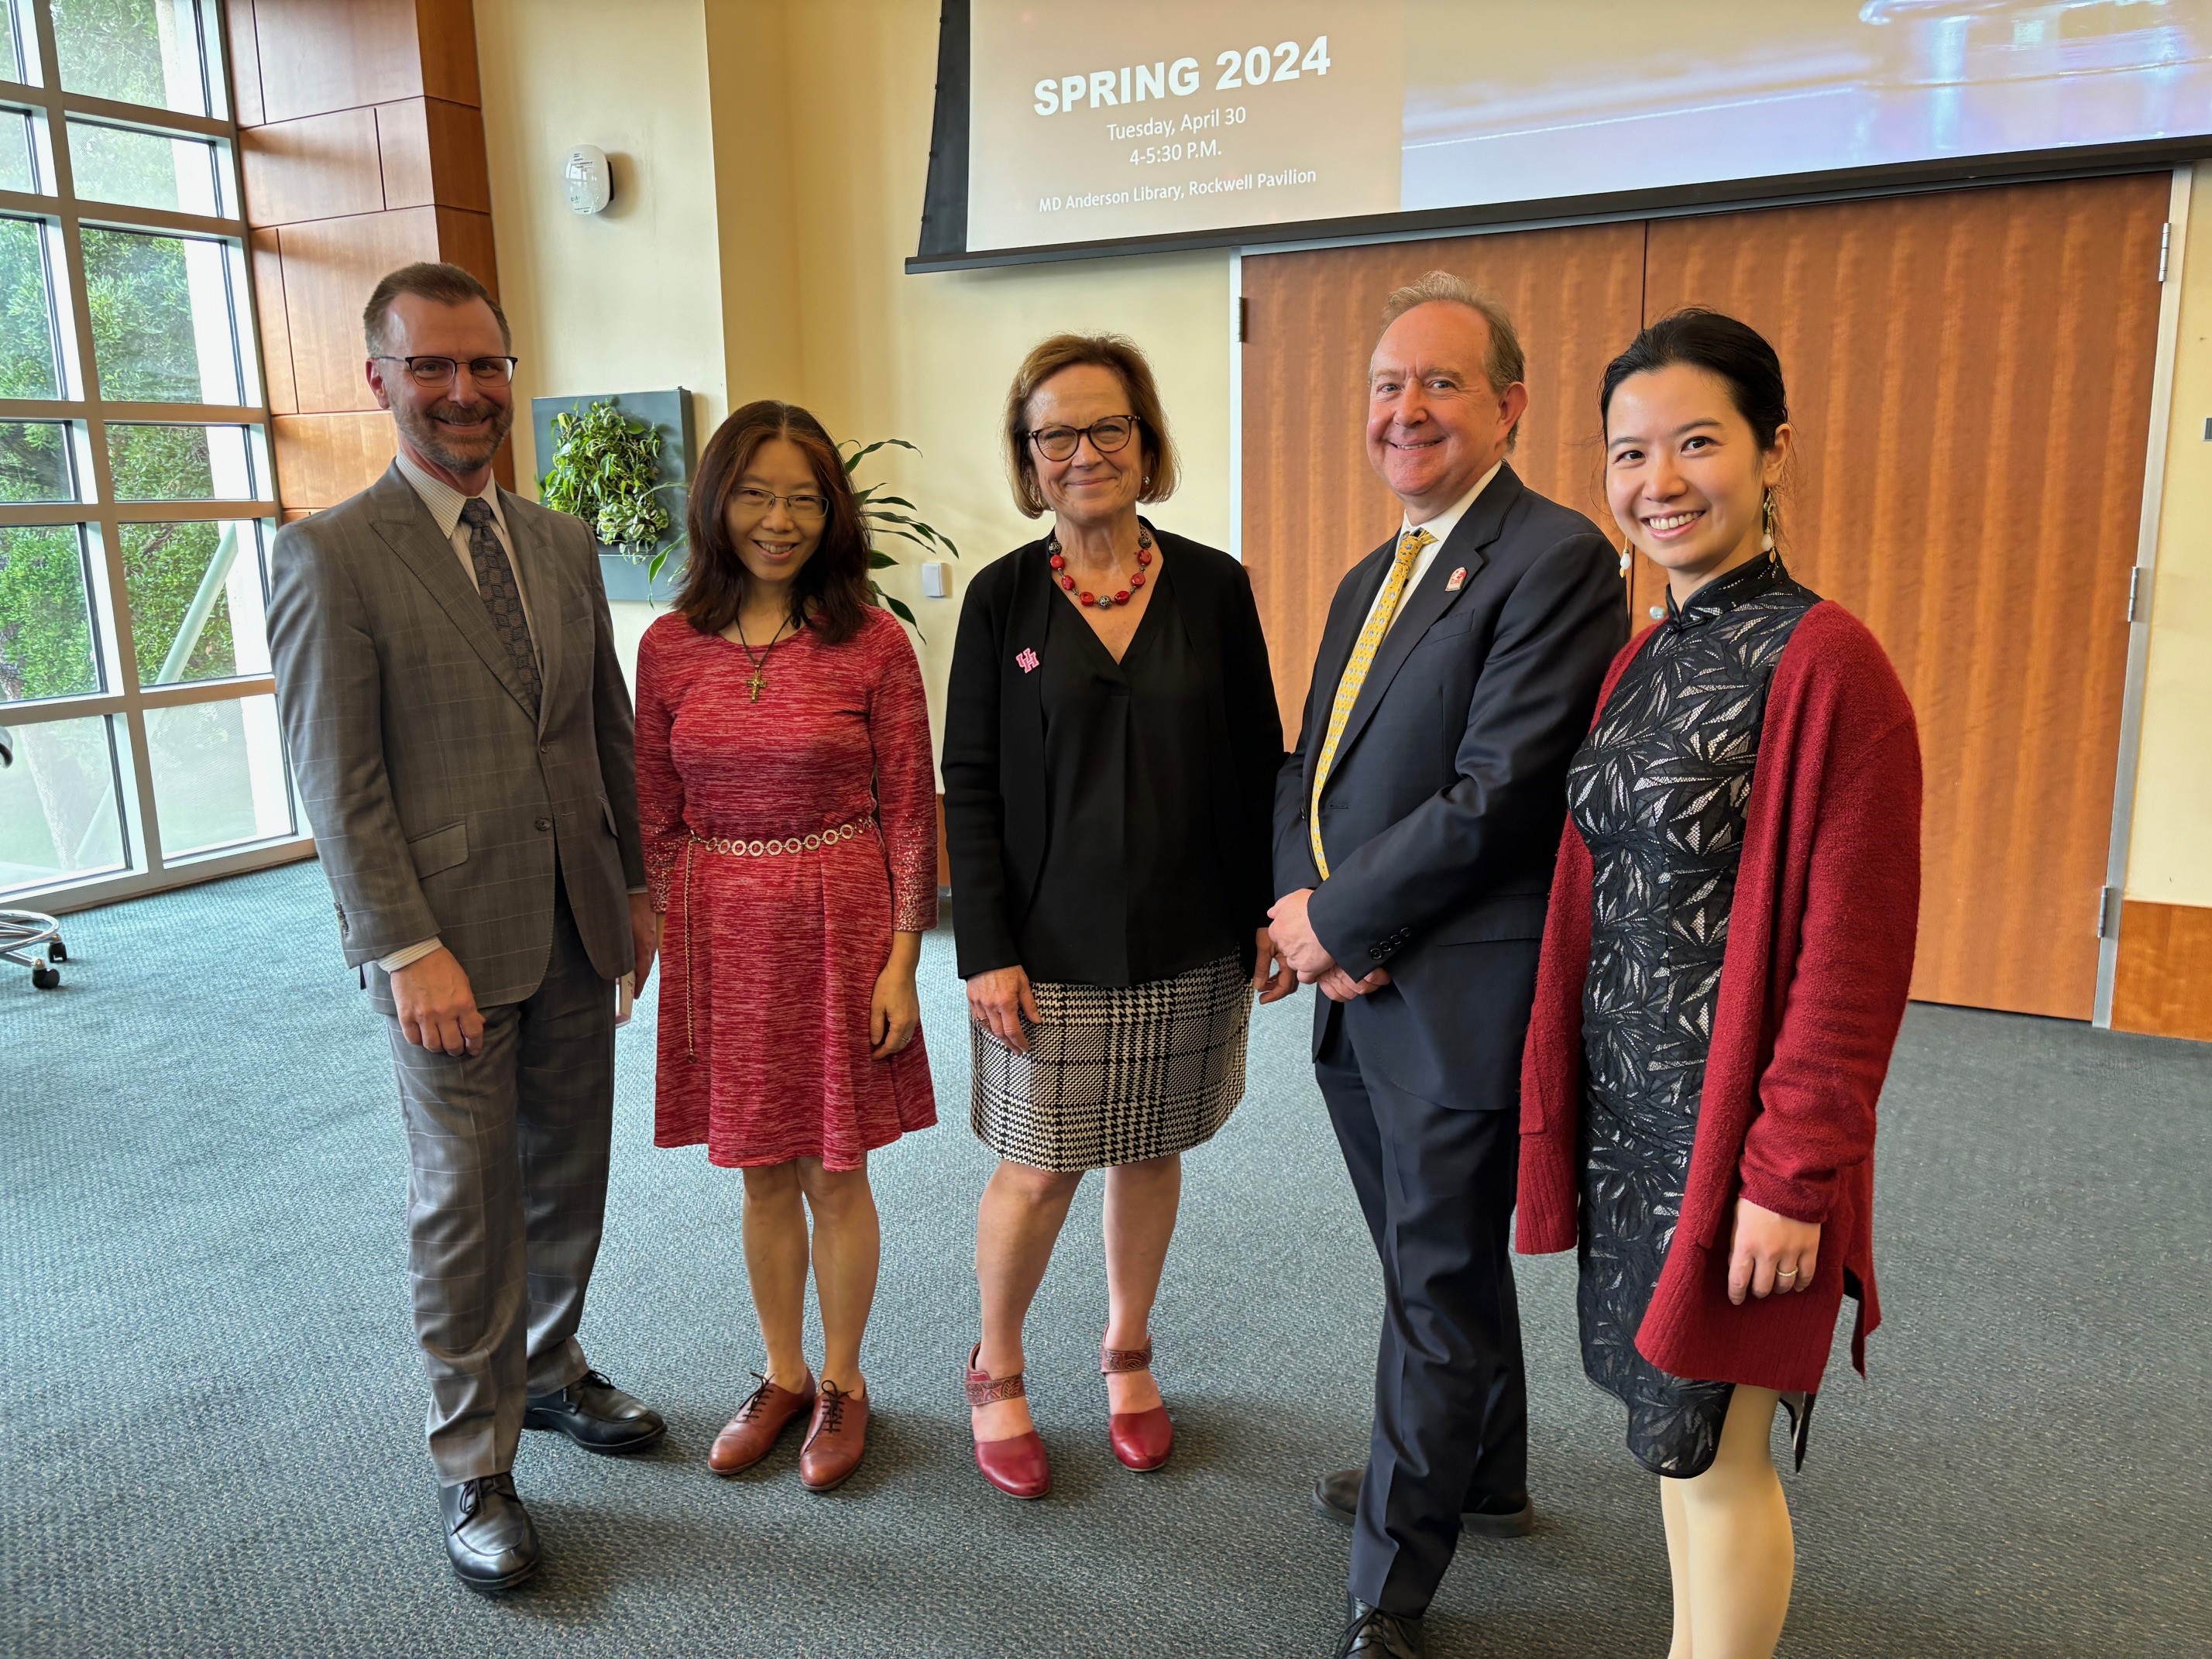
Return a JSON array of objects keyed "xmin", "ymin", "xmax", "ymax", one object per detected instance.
[{"xmin": 1273, "ymin": 462, "xmax": 1627, "ymax": 1109}]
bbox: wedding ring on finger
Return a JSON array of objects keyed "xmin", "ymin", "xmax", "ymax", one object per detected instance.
[{"xmin": 1776, "ymin": 1266, "xmax": 1801, "ymax": 1284}]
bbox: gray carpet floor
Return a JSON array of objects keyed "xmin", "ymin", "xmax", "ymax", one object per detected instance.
[{"xmin": 3, "ymin": 860, "xmax": 2208, "ymax": 1657}]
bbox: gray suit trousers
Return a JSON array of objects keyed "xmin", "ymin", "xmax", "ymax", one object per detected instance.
[{"xmin": 385, "ymin": 881, "xmax": 613, "ymax": 1483}]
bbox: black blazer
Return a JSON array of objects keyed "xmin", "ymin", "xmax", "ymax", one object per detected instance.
[
  {"xmin": 1273, "ymin": 463, "xmax": 1627, "ymax": 1108},
  {"xmin": 945, "ymin": 525, "xmax": 1283, "ymax": 980}
]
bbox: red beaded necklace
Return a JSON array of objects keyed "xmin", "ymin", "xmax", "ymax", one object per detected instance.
[{"xmin": 1049, "ymin": 527, "xmax": 1154, "ymax": 609}]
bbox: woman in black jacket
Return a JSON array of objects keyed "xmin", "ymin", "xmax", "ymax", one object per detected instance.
[{"xmin": 945, "ymin": 333, "xmax": 1290, "ymax": 1499}]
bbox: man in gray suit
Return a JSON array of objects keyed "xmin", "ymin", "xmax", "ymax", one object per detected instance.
[{"xmin": 267, "ymin": 262, "xmax": 664, "ymax": 1592}]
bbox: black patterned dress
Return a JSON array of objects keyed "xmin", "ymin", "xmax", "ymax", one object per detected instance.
[{"xmin": 1566, "ymin": 555, "xmax": 1819, "ymax": 1478}]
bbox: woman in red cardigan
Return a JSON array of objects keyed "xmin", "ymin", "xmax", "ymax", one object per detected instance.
[{"xmin": 1519, "ymin": 310, "xmax": 1921, "ymax": 1658}]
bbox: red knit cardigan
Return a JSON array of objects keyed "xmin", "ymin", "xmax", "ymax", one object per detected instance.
[{"xmin": 1516, "ymin": 600, "xmax": 1922, "ymax": 1394}]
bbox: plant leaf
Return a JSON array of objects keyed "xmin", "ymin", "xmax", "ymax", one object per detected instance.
[
  {"xmin": 840, "ymin": 437, "xmax": 919, "ymax": 472},
  {"xmin": 867, "ymin": 526, "xmax": 937, "ymax": 555},
  {"xmin": 864, "ymin": 509, "xmax": 936, "ymax": 531}
]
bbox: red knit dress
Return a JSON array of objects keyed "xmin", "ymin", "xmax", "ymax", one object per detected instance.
[{"xmin": 635, "ymin": 606, "xmax": 938, "ymax": 1170}]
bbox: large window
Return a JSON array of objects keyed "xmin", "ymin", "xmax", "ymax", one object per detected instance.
[{"xmin": 0, "ymin": 0, "xmax": 295, "ymax": 905}]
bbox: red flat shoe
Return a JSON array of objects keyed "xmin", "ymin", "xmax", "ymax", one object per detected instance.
[
  {"xmin": 1103, "ymin": 1341, "xmax": 1173, "ymax": 1472},
  {"xmin": 965, "ymin": 1343, "xmax": 1050, "ymax": 1499}
]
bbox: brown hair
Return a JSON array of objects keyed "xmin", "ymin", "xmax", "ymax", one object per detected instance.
[
  {"xmin": 1001, "ymin": 333, "xmax": 1180, "ymax": 519},
  {"xmin": 362, "ymin": 262, "xmax": 510, "ymax": 356},
  {"xmin": 678, "ymin": 400, "xmax": 872, "ymax": 645},
  {"xmin": 1376, "ymin": 270, "xmax": 1527, "ymax": 449}
]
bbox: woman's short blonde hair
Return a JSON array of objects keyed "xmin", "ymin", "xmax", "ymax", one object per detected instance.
[{"xmin": 1002, "ymin": 333, "xmax": 1180, "ymax": 519}]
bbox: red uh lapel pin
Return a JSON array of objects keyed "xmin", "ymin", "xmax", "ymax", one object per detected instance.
[
  {"xmin": 1016, "ymin": 647, "xmax": 1040, "ymax": 673},
  {"xmin": 1444, "ymin": 567, "xmax": 1468, "ymax": 592}
]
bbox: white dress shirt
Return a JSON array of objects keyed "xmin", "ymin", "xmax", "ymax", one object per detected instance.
[{"xmin": 1360, "ymin": 459, "xmax": 1503, "ymax": 638}]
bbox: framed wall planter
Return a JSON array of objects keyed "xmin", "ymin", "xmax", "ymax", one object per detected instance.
[{"xmin": 531, "ymin": 388, "xmax": 696, "ymax": 603}]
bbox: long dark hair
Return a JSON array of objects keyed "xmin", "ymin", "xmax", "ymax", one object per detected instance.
[
  {"xmin": 678, "ymin": 400, "xmax": 871, "ymax": 644},
  {"xmin": 1599, "ymin": 307, "xmax": 1790, "ymax": 448}
]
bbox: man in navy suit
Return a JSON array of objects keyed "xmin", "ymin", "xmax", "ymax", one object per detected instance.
[{"xmin": 1270, "ymin": 273, "xmax": 1627, "ymax": 1657}]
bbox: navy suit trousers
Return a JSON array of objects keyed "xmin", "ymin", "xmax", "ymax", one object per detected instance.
[{"xmin": 1317, "ymin": 993, "xmax": 1530, "ymax": 1615}]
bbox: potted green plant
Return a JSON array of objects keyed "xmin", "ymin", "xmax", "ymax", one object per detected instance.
[
  {"xmin": 842, "ymin": 437, "xmax": 960, "ymax": 630},
  {"xmin": 538, "ymin": 397, "xmax": 678, "ymax": 556}
]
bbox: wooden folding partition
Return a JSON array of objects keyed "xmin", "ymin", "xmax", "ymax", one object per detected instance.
[{"xmin": 1241, "ymin": 174, "xmax": 2169, "ymax": 1019}]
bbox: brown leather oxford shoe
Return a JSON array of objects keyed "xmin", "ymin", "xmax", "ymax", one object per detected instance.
[
  {"xmin": 799, "ymin": 1381, "xmax": 869, "ymax": 1492},
  {"xmin": 709, "ymin": 1371, "xmax": 816, "ymax": 1475}
]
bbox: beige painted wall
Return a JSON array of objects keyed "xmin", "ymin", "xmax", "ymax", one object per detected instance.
[
  {"xmin": 475, "ymin": 0, "xmax": 730, "ymax": 493},
  {"xmin": 2126, "ymin": 161, "xmax": 2212, "ymax": 908}
]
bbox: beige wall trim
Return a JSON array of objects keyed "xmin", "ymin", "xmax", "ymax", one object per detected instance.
[{"xmin": 2097, "ymin": 166, "xmax": 2194, "ymax": 1027}]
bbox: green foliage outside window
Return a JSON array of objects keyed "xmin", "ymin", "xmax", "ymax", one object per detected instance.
[
  {"xmin": 0, "ymin": 96, "xmax": 239, "ymax": 707},
  {"xmin": 52, "ymin": 0, "xmax": 191, "ymax": 112}
]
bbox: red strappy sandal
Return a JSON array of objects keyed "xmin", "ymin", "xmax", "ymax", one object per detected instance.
[
  {"xmin": 965, "ymin": 1343, "xmax": 1050, "ymax": 1499},
  {"xmin": 1102, "ymin": 1341, "xmax": 1173, "ymax": 1472}
]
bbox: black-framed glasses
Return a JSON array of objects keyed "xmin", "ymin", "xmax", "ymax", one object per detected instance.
[
  {"xmin": 1024, "ymin": 414, "xmax": 1142, "ymax": 462},
  {"xmin": 373, "ymin": 354, "xmax": 519, "ymax": 387},
  {"xmin": 732, "ymin": 485, "xmax": 829, "ymax": 523}
]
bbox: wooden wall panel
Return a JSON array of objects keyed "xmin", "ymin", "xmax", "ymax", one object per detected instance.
[
  {"xmin": 414, "ymin": 0, "xmax": 484, "ymax": 108},
  {"xmin": 228, "ymin": 0, "xmax": 497, "ymax": 512},
  {"xmin": 1642, "ymin": 176, "xmax": 2168, "ymax": 1018},
  {"xmin": 272, "ymin": 413, "xmax": 399, "ymax": 508},
  {"xmin": 241, "ymin": 108, "xmax": 384, "ymax": 225},
  {"xmin": 227, "ymin": 0, "xmax": 264, "ymax": 126},
  {"xmin": 249, "ymin": 0, "xmax": 433, "ymax": 122},
  {"xmin": 248, "ymin": 229, "xmax": 295, "ymax": 415},
  {"xmin": 1242, "ymin": 223, "xmax": 1644, "ymax": 733},
  {"xmin": 2112, "ymin": 901, "xmax": 2212, "ymax": 1040},
  {"xmin": 376, "ymin": 99, "xmax": 493, "ymax": 213},
  {"xmin": 432, "ymin": 206, "xmax": 500, "ymax": 294}
]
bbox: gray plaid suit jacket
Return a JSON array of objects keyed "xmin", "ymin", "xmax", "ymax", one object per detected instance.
[{"xmin": 267, "ymin": 462, "xmax": 646, "ymax": 1015}]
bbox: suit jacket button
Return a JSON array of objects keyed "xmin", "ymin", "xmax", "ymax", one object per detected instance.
[{"xmin": 534, "ymin": 816, "xmax": 552, "ymax": 832}]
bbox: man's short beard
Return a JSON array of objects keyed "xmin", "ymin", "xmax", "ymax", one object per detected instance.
[{"xmin": 396, "ymin": 395, "xmax": 514, "ymax": 475}]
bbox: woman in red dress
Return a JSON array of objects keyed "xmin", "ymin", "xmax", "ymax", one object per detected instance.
[{"xmin": 634, "ymin": 400, "xmax": 937, "ymax": 1493}]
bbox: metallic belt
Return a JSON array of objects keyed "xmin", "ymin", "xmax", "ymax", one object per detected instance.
[
  {"xmin": 689, "ymin": 818, "xmax": 872, "ymax": 858},
  {"xmin": 678, "ymin": 816, "xmax": 876, "ymax": 1060}
]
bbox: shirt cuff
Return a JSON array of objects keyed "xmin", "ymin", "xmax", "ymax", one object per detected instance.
[
  {"xmin": 377, "ymin": 938, "xmax": 443, "ymax": 974},
  {"xmin": 627, "ymin": 885, "xmax": 648, "ymax": 895}
]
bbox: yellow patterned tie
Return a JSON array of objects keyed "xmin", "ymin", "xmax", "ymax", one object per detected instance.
[{"xmin": 1309, "ymin": 527, "xmax": 1434, "ymax": 878}]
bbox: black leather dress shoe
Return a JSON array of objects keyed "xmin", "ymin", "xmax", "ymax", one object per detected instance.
[
  {"xmin": 440, "ymin": 1473, "xmax": 538, "ymax": 1592},
  {"xmin": 1334, "ymin": 1597, "xmax": 1425, "ymax": 1657},
  {"xmin": 1313, "ymin": 1466, "xmax": 1536, "ymax": 1537},
  {"xmin": 524, "ymin": 1369, "xmax": 666, "ymax": 1454}
]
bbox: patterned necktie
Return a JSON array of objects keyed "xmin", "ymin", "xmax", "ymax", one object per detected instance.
[
  {"xmin": 460, "ymin": 496, "xmax": 540, "ymax": 713},
  {"xmin": 1308, "ymin": 526, "xmax": 1434, "ymax": 879}
]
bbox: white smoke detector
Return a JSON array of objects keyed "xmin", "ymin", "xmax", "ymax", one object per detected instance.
[{"xmin": 563, "ymin": 146, "xmax": 612, "ymax": 215}]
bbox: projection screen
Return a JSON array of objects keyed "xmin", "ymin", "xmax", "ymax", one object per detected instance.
[{"xmin": 912, "ymin": 0, "xmax": 2212, "ymax": 270}]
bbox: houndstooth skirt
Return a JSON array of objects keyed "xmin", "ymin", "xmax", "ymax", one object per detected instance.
[{"xmin": 970, "ymin": 953, "xmax": 1253, "ymax": 1173}]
